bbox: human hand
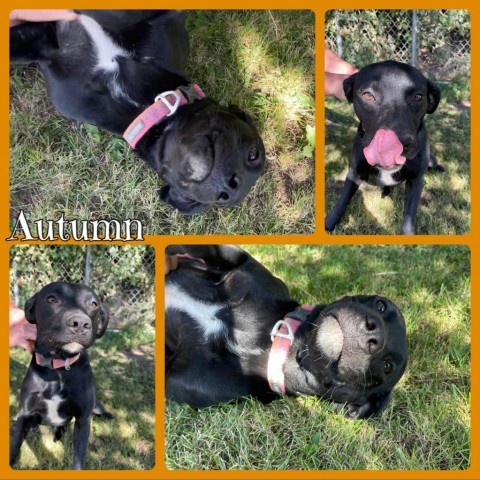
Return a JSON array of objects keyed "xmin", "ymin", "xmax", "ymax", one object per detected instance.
[
  {"xmin": 165, "ymin": 255, "xmax": 179, "ymax": 275},
  {"xmin": 325, "ymin": 72, "xmax": 356, "ymax": 100},
  {"xmin": 325, "ymin": 48, "xmax": 359, "ymax": 100},
  {"xmin": 10, "ymin": 9, "xmax": 78, "ymax": 27},
  {"xmin": 10, "ymin": 301, "xmax": 37, "ymax": 351}
]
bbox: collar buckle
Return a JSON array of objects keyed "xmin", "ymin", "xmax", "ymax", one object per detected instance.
[
  {"xmin": 154, "ymin": 90, "xmax": 181, "ymax": 116},
  {"xmin": 178, "ymin": 84, "xmax": 204, "ymax": 102},
  {"xmin": 270, "ymin": 320, "xmax": 295, "ymax": 344}
]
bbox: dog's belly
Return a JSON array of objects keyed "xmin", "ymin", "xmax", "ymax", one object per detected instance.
[{"xmin": 165, "ymin": 283, "xmax": 227, "ymax": 340}]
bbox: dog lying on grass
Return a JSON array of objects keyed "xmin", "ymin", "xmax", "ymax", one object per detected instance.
[
  {"xmin": 166, "ymin": 245, "xmax": 408, "ymax": 419},
  {"xmin": 10, "ymin": 10, "xmax": 265, "ymax": 214}
]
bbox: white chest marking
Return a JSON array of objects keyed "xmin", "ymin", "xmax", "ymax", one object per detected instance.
[
  {"xmin": 225, "ymin": 339, "xmax": 264, "ymax": 357},
  {"xmin": 376, "ymin": 165, "xmax": 403, "ymax": 186},
  {"xmin": 79, "ymin": 15, "xmax": 127, "ymax": 72},
  {"xmin": 165, "ymin": 283, "xmax": 226, "ymax": 340},
  {"xmin": 45, "ymin": 394, "xmax": 67, "ymax": 426}
]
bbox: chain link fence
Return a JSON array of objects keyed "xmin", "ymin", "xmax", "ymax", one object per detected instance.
[
  {"xmin": 10, "ymin": 245, "xmax": 155, "ymax": 329},
  {"xmin": 325, "ymin": 10, "xmax": 470, "ymax": 80}
]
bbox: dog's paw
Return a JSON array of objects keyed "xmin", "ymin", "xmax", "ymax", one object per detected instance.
[
  {"xmin": 99, "ymin": 411, "xmax": 114, "ymax": 420},
  {"xmin": 381, "ymin": 186, "xmax": 392, "ymax": 198},
  {"xmin": 53, "ymin": 426, "xmax": 65, "ymax": 442},
  {"xmin": 429, "ymin": 164, "xmax": 446, "ymax": 174},
  {"xmin": 325, "ymin": 214, "xmax": 338, "ymax": 233}
]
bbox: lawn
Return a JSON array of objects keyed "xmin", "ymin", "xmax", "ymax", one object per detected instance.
[
  {"xmin": 9, "ymin": 309, "xmax": 155, "ymax": 470},
  {"xmin": 325, "ymin": 74, "xmax": 470, "ymax": 235},
  {"xmin": 9, "ymin": 10, "xmax": 315, "ymax": 235},
  {"xmin": 165, "ymin": 245, "xmax": 470, "ymax": 470}
]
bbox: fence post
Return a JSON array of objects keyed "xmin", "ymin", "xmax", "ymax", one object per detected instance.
[
  {"xmin": 411, "ymin": 10, "xmax": 418, "ymax": 66},
  {"xmin": 84, "ymin": 246, "xmax": 91, "ymax": 286},
  {"xmin": 335, "ymin": 10, "xmax": 343, "ymax": 58}
]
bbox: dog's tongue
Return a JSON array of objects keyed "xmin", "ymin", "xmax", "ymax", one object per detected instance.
[{"xmin": 363, "ymin": 129, "xmax": 406, "ymax": 168}]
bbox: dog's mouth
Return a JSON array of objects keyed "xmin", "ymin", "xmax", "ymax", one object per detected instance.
[
  {"xmin": 363, "ymin": 129, "xmax": 407, "ymax": 169},
  {"xmin": 316, "ymin": 315, "xmax": 344, "ymax": 361},
  {"xmin": 60, "ymin": 342, "xmax": 85, "ymax": 355}
]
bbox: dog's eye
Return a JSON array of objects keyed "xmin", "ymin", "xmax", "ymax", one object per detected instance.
[
  {"xmin": 376, "ymin": 300, "xmax": 387, "ymax": 312},
  {"xmin": 383, "ymin": 360, "xmax": 393, "ymax": 374},
  {"xmin": 89, "ymin": 301, "xmax": 98, "ymax": 309},
  {"xmin": 46, "ymin": 295, "xmax": 57, "ymax": 304},
  {"xmin": 247, "ymin": 146, "xmax": 259, "ymax": 162},
  {"xmin": 362, "ymin": 92, "xmax": 375, "ymax": 101},
  {"xmin": 413, "ymin": 93, "xmax": 423, "ymax": 102}
]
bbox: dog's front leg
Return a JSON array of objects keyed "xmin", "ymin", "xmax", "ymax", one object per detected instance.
[
  {"xmin": 402, "ymin": 176, "xmax": 424, "ymax": 235},
  {"xmin": 10, "ymin": 414, "xmax": 29, "ymax": 465},
  {"xmin": 326, "ymin": 170, "xmax": 362, "ymax": 232},
  {"xmin": 10, "ymin": 413, "xmax": 41, "ymax": 465},
  {"xmin": 72, "ymin": 415, "xmax": 91, "ymax": 469}
]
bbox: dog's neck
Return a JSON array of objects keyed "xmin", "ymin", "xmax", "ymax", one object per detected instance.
[
  {"xmin": 123, "ymin": 84, "xmax": 206, "ymax": 149},
  {"xmin": 265, "ymin": 303, "xmax": 329, "ymax": 398},
  {"xmin": 34, "ymin": 351, "xmax": 81, "ymax": 370},
  {"xmin": 134, "ymin": 98, "xmax": 216, "ymax": 164},
  {"xmin": 267, "ymin": 305, "xmax": 314, "ymax": 395}
]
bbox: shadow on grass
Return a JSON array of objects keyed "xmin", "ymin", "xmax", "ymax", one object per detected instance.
[{"xmin": 10, "ymin": 338, "xmax": 155, "ymax": 470}]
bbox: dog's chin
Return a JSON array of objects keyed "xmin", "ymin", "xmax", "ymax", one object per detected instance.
[{"xmin": 61, "ymin": 342, "xmax": 86, "ymax": 355}]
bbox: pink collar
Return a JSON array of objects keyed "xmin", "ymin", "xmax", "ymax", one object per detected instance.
[
  {"xmin": 123, "ymin": 83, "xmax": 206, "ymax": 148},
  {"xmin": 35, "ymin": 352, "xmax": 81, "ymax": 370},
  {"xmin": 267, "ymin": 305, "xmax": 314, "ymax": 395}
]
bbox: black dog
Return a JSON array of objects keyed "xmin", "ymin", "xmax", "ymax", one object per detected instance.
[
  {"xmin": 166, "ymin": 245, "xmax": 408, "ymax": 419},
  {"xmin": 10, "ymin": 282, "xmax": 111, "ymax": 470},
  {"xmin": 10, "ymin": 10, "xmax": 265, "ymax": 214},
  {"xmin": 325, "ymin": 60, "xmax": 442, "ymax": 234}
]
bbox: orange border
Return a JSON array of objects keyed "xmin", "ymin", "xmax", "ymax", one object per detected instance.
[{"xmin": 1, "ymin": 2, "xmax": 477, "ymax": 479}]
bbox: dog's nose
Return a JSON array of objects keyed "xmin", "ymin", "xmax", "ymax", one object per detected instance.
[
  {"xmin": 66, "ymin": 316, "xmax": 91, "ymax": 332},
  {"xmin": 217, "ymin": 191, "xmax": 230, "ymax": 203},
  {"xmin": 400, "ymin": 134, "xmax": 415, "ymax": 151},
  {"xmin": 229, "ymin": 174, "xmax": 241, "ymax": 190},
  {"xmin": 364, "ymin": 315, "xmax": 384, "ymax": 354},
  {"xmin": 217, "ymin": 174, "xmax": 242, "ymax": 203}
]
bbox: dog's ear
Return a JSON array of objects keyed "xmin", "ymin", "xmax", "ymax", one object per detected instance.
[
  {"xmin": 426, "ymin": 79, "xmax": 441, "ymax": 114},
  {"xmin": 24, "ymin": 294, "xmax": 38, "ymax": 324},
  {"xmin": 96, "ymin": 305, "xmax": 109, "ymax": 339},
  {"xmin": 159, "ymin": 185, "xmax": 208, "ymax": 214},
  {"xmin": 339, "ymin": 391, "xmax": 392, "ymax": 419},
  {"xmin": 343, "ymin": 73, "xmax": 357, "ymax": 103},
  {"xmin": 228, "ymin": 105, "xmax": 256, "ymax": 128}
]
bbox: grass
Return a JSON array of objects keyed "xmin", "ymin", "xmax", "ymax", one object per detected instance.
[
  {"xmin": 325, "ymin": 73, "xmax": 470, "ymax": 235},
  {"xmin": 9, "ymin": 313, "xmax": 155, "ymax": 470},
  {"xmin": 165, "ymin": 245, "xmax": 470, "ymax": 470},
  {"xmin": 9, "ymin": 10, "xmax": 315, "ymax": 235}
]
